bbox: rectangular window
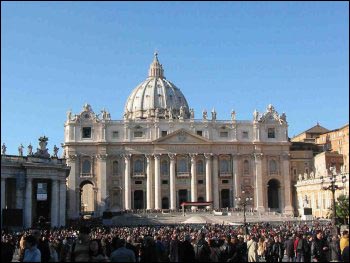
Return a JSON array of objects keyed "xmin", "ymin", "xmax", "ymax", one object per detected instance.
[
  {"xmin": 242, "ymin": 131, "xmax": 249, "ymax": 139},
  {"xmin": 220, "ymin": 131, "xmax": 228, "ymax": 138},
  {"xmin": 196, "ymin": 131, "xmax": 203, "ymax": 136},
  {"xmin": 112, "ymin": 131, "xmax": 119, "ymax": 138},
  {"xmin": 162, "ymin": 131, "xmax": 168, "ymax": 137},
  {"xmin": 222, "ymin": 180, "xmax": 229, "ymax": 184},
  {"xmin": 198, "ymin": 180, "xmax": 204, "ymax": 184},
  {"xmin": 134, "ymin": 131, "xmax": 143, "ymax": 138},
  {"xmin": 135, "ymin": 181, "xmax": 142, "ymax": 185},
  {"xmin": 82, "ymin": 127, "xmax": 92, "ymax": 138},
  {"xmin": 268, "ymin": 128, "xmax": 275, "ymax": 138},
  {"xmin": 162, "ymin": 180, "xmax": 168, "ymax": 185}
]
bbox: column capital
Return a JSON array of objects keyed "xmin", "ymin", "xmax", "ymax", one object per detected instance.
[
  {"xmin": 145, "ymin": 154, "xmax": 153, "ymax": 160},
  {"xmin": 168, "ymin": 153, "xmax": 176, "ymax": 160},
  {"xmin": 253, "ymin": 153, "xmax": 263, "ymax": 161},
  {"xmin": 189, "ymin": 153, "xmax": 197, "ymax": 160},
  {"xmin": 153, "ymin": 154, "xmax": 161, "ymax": 160},
  {"xmin": 68, "ymin": 154, "xmax": 78, "ymax": 161},
  {"xmin": 204, "ymin": 153, "xmax": 212, "ymax": 159},
  {"xmin": 96, "ymin": 154, "xmax": 108, "ymax": 160},
  {"xmin": 231, "ymin": 153, "xmax": 240, "ymax": 159},
  {"xmin": 282, "ymin": 153, "xmax": 291, "ymax": 160},
  {"xmin": 122, "ymin": 154, "xmax": 132, "ymax": 160}
]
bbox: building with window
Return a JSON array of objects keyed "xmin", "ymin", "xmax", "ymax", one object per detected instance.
[
  {"xmin": 62, "ymin": 53, "xmax": 293, "ymax": 219},
  {"xmin": 1, "ymin": 137, "xmax": 70, "ymax": 228}
]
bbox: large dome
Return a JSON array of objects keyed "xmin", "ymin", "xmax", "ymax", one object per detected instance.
[{"xmin": 124, "ymin": 53, "xmax": 190, "ymax": 120}]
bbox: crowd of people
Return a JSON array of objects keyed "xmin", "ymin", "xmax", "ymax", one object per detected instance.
[{"xmin": 1, "ymin": 220, "xmax": 349, "ymax": 262}]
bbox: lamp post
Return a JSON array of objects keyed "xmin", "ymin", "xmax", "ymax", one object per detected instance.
[
  {"xmin": 320, "ymin": 166, "xmax": 347, "ymax": 231},
  {"xmin": 235, "ymin": 190, "xmax": 253, "ymax": 228}
]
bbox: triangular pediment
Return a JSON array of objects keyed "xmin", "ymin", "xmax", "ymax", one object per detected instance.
[{"xmin": 153, "ymin": 129, "xmax": 211, "ymax": 144}]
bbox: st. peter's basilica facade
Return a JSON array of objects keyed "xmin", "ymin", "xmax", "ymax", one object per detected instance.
[{"xmin": 63, "ymin": 54, "xmax": 293, "ymax": 219}]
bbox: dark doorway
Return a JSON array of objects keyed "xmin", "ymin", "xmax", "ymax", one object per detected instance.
[
  {"xmin": 162, "ymin": 197, "xmax": 169, "ymax": 209},
  {"xmin": 134, "ymin": 190, "xmax": 144, "ymax": 209},
  {"xmin": 221, "ymin": 189, "xmax": 230, "ymax": 208},
  {"xmin": 268, "ymin": 179, "xmax": 280, "ymax": 211},
  {"xmin": 197, "ymin": 197, "xmax": 205, "ymax": 209},
  {"xmin": 178, "ymin": 189, "xmax": 188, "ymax": 208}
]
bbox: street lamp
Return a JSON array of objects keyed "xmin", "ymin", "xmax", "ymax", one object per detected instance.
[
  {"xmin": 320, "ymin": 166, "xmax": 347, "ymax": 230},
  {"xmin": 235, "ymin": 190, "xmax": 253, "ymax": 227}
]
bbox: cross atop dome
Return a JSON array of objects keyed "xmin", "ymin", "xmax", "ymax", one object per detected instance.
[{"xmin": 149, "ymin": 52, "xmax": 165, "ymax": 79}]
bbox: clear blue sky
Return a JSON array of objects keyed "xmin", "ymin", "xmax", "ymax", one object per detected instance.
[{"xmin": 1, "ymin": 1, "xmax": 349, "ymax": 155}]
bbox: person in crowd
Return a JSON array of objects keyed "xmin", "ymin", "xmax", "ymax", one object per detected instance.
[
  {"xmin": 169, "ymin": 234, "xmax": 180, "ymax": 262},
  {"xmin": 285, "ymin": 234, "xmax": 295, "ymax": 262},
  {"xmin": 257, "ymin": 237, "xmax": 265, "ymax": 261},
  {"xmin": 110, "ymin": 238, "xmax": 135, "ymax": 262},
  {"xmin": 179, "ymin": 234, "xmax": 195, "ymax": 262},
  {"xmin": 246, "ymin": 235, "xmax": 258, "ymax": 262},
  {"xmin": 70, "ymin": 226, "xmax": 91, "ymax": 262},
  {"xmin": 89, "ymin": 239, "xmax": 109, "ymax": 262},
  {"xmin": 304, "ymin": 235, "xmax": 313, "ymax": 263},
  {"xmin": 311, "ymin": 230, "xmax": 329, "ymax": 262},
  {"xmin": 329, "ymin": 235, "xmax": 341, "ymax": 262},
  {"xmin": 342, "ymin": 245, "xmax": 349, "ymax": 262},
  {"xmin": 340, "ymin": 231, "xmax": 349, "ymax": 255},
  {"xmin": 2, "ymin": 235, "xmax": 16, "ymax": 262},
  {"xmin": 23, "ymin": 235, "xmax": 41, "ymax": 262},
  {"xmin": 139, "ymin": 236, "xmax": 157, "ymax": 262},
  {"xmin": 194, "ymin": 231, "xmax": 211, "ymax": 262},
  {"xmin": 125, "ymin": 236, "xmax": 137, "ymax": 261},
  {"xmin": 219, "ymin": 234, "xmax": 236, "ymax": 262},
  {"xmin": 32, "ymin": 229, "xmax": 51, "ymax": 262},
  {"xmin": 49, "ymin": 242, "xmax": 59, "ymax": 262}
]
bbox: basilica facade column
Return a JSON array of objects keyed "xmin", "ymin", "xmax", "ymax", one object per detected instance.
[
  {"xmin": 282, "ymin": 153, "xmax": 293, "ymax": 214},
  {"xmin": 154, "ymin": 154, "xmax": 161, "ymax": 210},
  {"xmin": 124, "ymin": 154, "xmax": 131, "ymax": 210},
  {"xmin": 212, "ymin": 155, "xmax": 219, "ymax": 209},
  {"xmin": 97, "ymin": 154, "xmax": 107, "ymax": 215},
  {"xmin": 59, "ymin": 180, "xmax": 66, "ymax": 226},
  {"xmin": 204, "ymin": 154, "xmax": 212, "ymax": 203},
  {"xmin": 24, "ymin": 177, "xmax": 33, "ymax": 228},
  {"xmin": 190, "ymin": 154, "xmax": 197, "ymax": 209},
  {"xmin": 254, "ymin": 153, "xmax": 265, "ymax": 212},
  {"xmin": 1, "ymin": 178, "xmax": 5, "ymax": 227},
  {"xmin": 232, "ymin": 154, "xmax": 239, "ymax": 208},
  {"xmin": 146, "ymin": 155, "xmax": 153, "ymax": 210},
  {"xmin": 51, "ymin": 179, "xmax": 59, "ymax": 227},
  {"xmin": 169, "ymin": 154, "xmax": 176, "ymax": 210}
]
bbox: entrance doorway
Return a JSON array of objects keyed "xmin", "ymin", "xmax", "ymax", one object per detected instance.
[
  {"xmin": 80, "ymin": 181, "xmax": 95, "ymax": 214},
  {"xmin": 178, "ymin": 189, "xmax": 188, "ymax": 208},
  {"xmin": 162, "ymin": 197, "xmax": 169, "ymax": 209},
  {"xmin": 134, "ymin": 190, "xmax": 144, "ymax": 209},
  {"xmin": 221, "ymin": 189, "xmax": 230, "ymax": 208},
  {"xmin": 267, "ymin": 179, "xmax": 281, "ymax": 212}
]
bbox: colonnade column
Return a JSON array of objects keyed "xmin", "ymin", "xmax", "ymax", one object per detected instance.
[
  {"xmin": 1, "ymin": 178, "xmax": 5, "ymax": 227},
  {"xmin": 24, "ymin": 178, "xmax": 33, "ymax": 228},
  {"xmin": 59, "ymin": 180, "xmax": 66, "ymax": 226},
  {"xmin": 212, "ymin": 155, "xmax": 219, "ymax": 209},
  {"xmin": 154, "ymin": 154, "xmax": 161, "ymax": 210},
  {"xmin": 190, "ymin": 153, "xmax": 197, "ymax": 210},
  {"xmin": 124, "ymin": 154, "xmax": 131, "ymax": 210},
  {"xmin": 282, "ymin": 153, "xmax": 293, "ymax": 215},
  {"xmin": 232, "ymin": 154, "xmax": 239, "ymax": 208},
  {"xmin": 169, "ymin": 154, "xmax": 176, "ymax": 210},
  {"xmin": 146, "ymin": 155, "xmax": 153, "ymax": 210},
  {"xmin": 204, "ymin": 154, "xmax": 212, "ymax": 204},
  {"xmin": 51, "ymin": 179, "xmax": 59, "ymax": 227},
  {"xmin": 254, "ymin": 153, "xmax": 265, "ymax": 212},
  {"xmin": 67, "ymin": 154, "xmax": 78, "ymax": 218}
]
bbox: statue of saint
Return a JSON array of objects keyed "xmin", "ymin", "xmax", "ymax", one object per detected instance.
[
  {"xmin": 179, "ymin": 106, "xmax": 185, "ymax": 118},
  {"xmin": 309, "ymin": 171, "xmax": 314, "ymax": 179},
  {"xmin": 27, "ymin": 144, "xmax": 33, "ymax": 156},
  {"xmin": 211, "ymin": 109, "xmax": 217, "ymax": 121},
  {"xmin": 298, "ymin": 174, "xmax": 303, "ymax": 181},
  {"xmin": 303, "ymin": 195, "xmax": 309, "ymax": 208},
  {"xmin": 280, "ymin": 112, "xmax": 286, "ymax": 122},
  {"xmin": 202, "ymin": 109, "xmax": 207, "ymax": 120},
  {"xmin": 18, "ymin": 144, "xmax": 24, "ymax": 156},
  {"xmin": 190, "ymin": 108, "xmax": 194, "ymax": 119},
  {"xmin": 253, "ymin": 110, "xmax": 259, "ymax": 121},
  {"xmin": 231, "ymin": 110, "xmax": 236, "ymax": 121},
  {"xmin": 66, "ymin": 110, "xmax": 72, "ymax": 121},
  {"xmin": 303, "ymin": 172, "xmax": 308, "ymax": 180},
  {"xmin": 53, "ymin": 145, "xmax": 59, "ymax": 158},
  {"xmin": 1, "ymin": 143, "xmax": 6, "ymax": 155},
  {"xmin": 168, "ymin": 108, "xmax": 173, "ymax": 119}
]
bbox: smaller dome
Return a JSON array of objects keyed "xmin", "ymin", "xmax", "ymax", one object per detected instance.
[{"xmin": 124, "ymin": 53, "xmax": 190, "ymax": 120}]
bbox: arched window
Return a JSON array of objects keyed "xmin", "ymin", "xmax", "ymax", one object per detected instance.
[
  {"xmin": 161, "ymin": 160, "xmax": 169, "ymax": 175},
  {"xmin": 178, "ymin": 158, "xmax": 188, "ymax": 173},
  {"xmin": 134, "ymin": 159, "xmax": 144, "ymax": 174},
  {"xmin": 82, "ymin": 160, "xmax": 91, "ymax": 174},
  {"xmin": 197, "ymin": 160, "xmax": 204, "ymax": 174},
  {"xmin": 269, "ymin": 160, "xmax": 277, "ymax": 174},
  {"xmin": 243, "ymin": 160, "xmax": 249, "ymax": 174},
  {"xmin": 220, "ymin": 159, "xmax": 229, "ymax": 173},
  {"xmin": 113, "ymin": 161, "xmax": 119, "ymax": 175}
]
